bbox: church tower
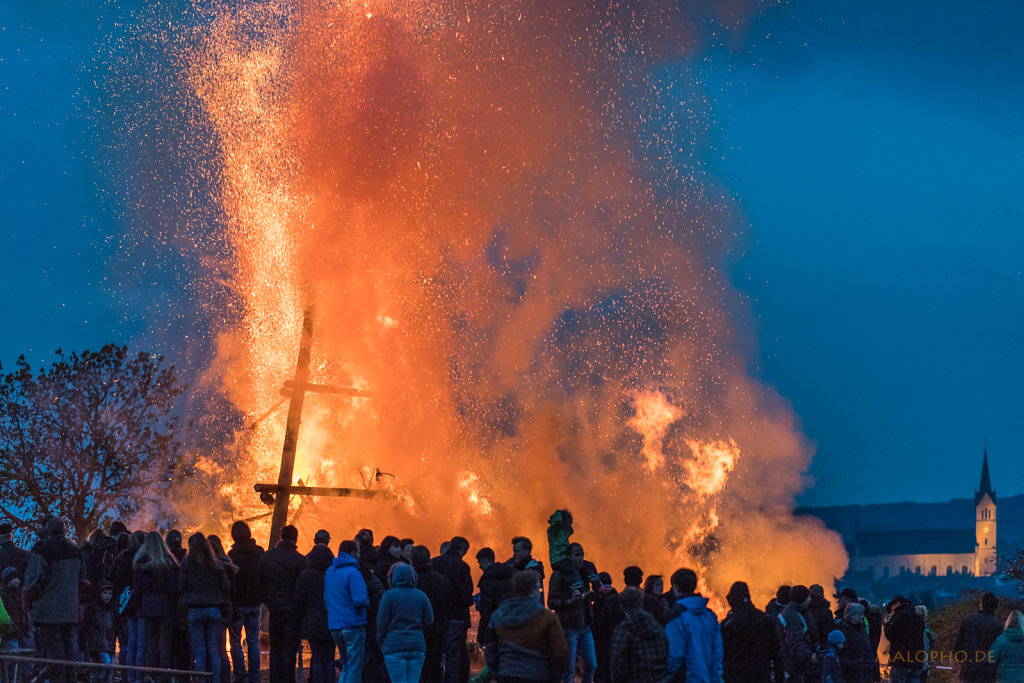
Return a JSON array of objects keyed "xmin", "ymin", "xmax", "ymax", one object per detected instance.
[{"xmin": 975, "ymin": 444, "xmax": 997, "ymax": 576}]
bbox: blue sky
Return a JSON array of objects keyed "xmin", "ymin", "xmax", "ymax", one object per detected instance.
[{"xmin": 1, "ymin": 0, "xmax": 1021, "ymax": 505}]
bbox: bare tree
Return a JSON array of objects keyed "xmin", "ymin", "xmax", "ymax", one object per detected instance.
[{"xmin": 0, "ymin": 345, "xmax": 185, "ymax": 540}]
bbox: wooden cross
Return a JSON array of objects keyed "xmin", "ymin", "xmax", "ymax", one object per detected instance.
[{"xmin": 256, "ymin": 307, "xmax": 378, "ymax": 548}]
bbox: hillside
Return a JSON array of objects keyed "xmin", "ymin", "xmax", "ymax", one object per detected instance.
[{"xmin": 796, "ymin": 493, "xmax": 1024, "ymax": 550}]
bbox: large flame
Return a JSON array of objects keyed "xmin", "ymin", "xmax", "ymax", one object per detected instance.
[{"xmin": 184, "ymin": 0, "xmax": 847, "ymax": 605}]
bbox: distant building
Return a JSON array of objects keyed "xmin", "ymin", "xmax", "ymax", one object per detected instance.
[{"xmin": 850, "ymin": 450, "xmax": 997, "ymax": 578}]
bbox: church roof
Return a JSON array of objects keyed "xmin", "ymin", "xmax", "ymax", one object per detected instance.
[
  {"xmin": 855, "ymin": 529, "xmax": 976, "ymax": 557},
  {"xmin": 976, "ymin": 446, "xmax": 996, "ymax": 506}
]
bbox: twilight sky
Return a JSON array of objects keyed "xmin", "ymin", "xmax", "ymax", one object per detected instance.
[{"xmin": 1, "ymin": 0, "xmax": 1021, "ymax": 506}]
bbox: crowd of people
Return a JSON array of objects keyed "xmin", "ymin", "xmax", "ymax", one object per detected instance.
[{"xmin": 0, "ymin": 510, "xmax": 1023, "ymax": 683}]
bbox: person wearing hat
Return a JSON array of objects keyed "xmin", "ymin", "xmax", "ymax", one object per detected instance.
[
  {"xmin": 259, "ymin": 525, "xmax": 305, "ymax": 683},
  {"xmin": 838, "ymin": 602, "xmax": 876, "ymax": 683},
  {"xmin": 0, "ymin": 522, "xmax": 29, "ymax": 579},
  {"xmin": 82, "ymin": 580, "xmax": 117, "ymax": 681},
  {"xmin": 820, "ymin": 629, "xmax": 845, "ymax": 683},
  {"xmin": 834, "ymin": 588, "xmax": 858, "ymax": 622},
  {"xmin": 775, "ymin": 584, "xmax": 815, "ymax": 683},
  {"xmin": 1, "ymin": 566, "xmax": 29, "ymax": 650}
]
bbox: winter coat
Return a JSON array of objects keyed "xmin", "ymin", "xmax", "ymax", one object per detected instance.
[
  {"xmin": 484, "ymin": 595, "xmax": 567, "ymax": 681},
  {"xmin": 775, "ymin": 602, "xmax": 815, "ymax": 678},
  {"xmin": 0, "ymin": 541, "xmax": 30, "ymax": 579},
  {"xmin": 720, "ymin": 602, "xmax": 774, "ymax": 683},
  {"xmin": 24, "ymin": 533, "xmax": 82, "ymax": 624},
  {"xmin": 884, "ymin": 604, "xmax": 926, "ymax": 671},
  {"xmin": 293, "ymin": 545, "xmax": 333, "ymax": 642},
  {"xmin": 258, "ymin": 539, "xmax": 304, "ymax": 612},
  {"xmin": 228, "ymin": 538, "xmax": 265, "ymax": 608},
  {"xmin": 956, "ymin": 610, "xmax": 1003, "ymax": 682},
  {"xmin": 178, "ymin": 557, "xmax": 230, "ymax": 608},
  {"xmin": 376, "ymin": 564, "xmax": 433, "ymax": 655},
  {"xmin": 82, "ymin": 599, "xmax": 117, "ymax": 654},
  {"xmin": 415, "ymin": 566, "xmax": 451, "ymax": 653},
  {"xmin": 324, "ymin": 551, "xmax": 369, "ymax": 630},
  {"xmin": 132, "ymin": 558, "xmax": 178, "ymax": 618},
  {"xmin": 610, "ymin": 608, "xmax": 669, "ymax": 683},
  {"xmin": 547, "ymin": 563, "xmax": 589, "ymax": 630},
  {"xmin": 1, "ymin": 583, "xmax": 28, "ymax": 640},
  {"xmin": 0, "ymin": 595, "xmax": 9, "ymax": 645},
  {"xmin": 819, "ymin": 644, "xmax": 843, "ymax": 683},
  {"xmin": 989, "ymin": 627, "xmax": 1024, "ymax": 683},
  {"xmin": 838, "ymin": 621, "xmax": 875, "ymax": 683},
  {"xmin": 81, "ymin": 534, "xmax": 119, "ymax": 590},
  {"xmin": 431, "ymin": 549, "xmax": 474, "ymax": 623},
  {"xmin": 477, "ymin": 561, "xmax": 514, "ymax": 643},
  {"xmin": 666, "ymin": 594, "xmax": 724, "ymax": 683},
  {"xmin": 808, "ymin": 594, "xmax": 834, "ymax": 646}
]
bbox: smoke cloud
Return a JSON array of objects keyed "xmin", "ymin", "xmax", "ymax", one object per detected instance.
[{"xmin": 172, "ymin": 0, "xmax": 848, "ymax": 603}]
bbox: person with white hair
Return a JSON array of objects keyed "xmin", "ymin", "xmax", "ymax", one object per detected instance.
[{"xmin": 988, "ymin": 610, "xmax": 1024, "ymax": 683}]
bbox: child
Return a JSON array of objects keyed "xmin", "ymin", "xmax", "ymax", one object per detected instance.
[
  {"xmin": 0, "ymin": 568, "xmax": 28, "ymax": 650},
  {"xmin": 820, "ymin": 629, "xmax": 845, "ymax": 683},
  {"xmin": 82, "ymin": 581, "xmax": 117, "ymax": 683}
]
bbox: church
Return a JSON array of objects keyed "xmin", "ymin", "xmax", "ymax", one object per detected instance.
[{"xmin": 849, "ymin": 452, "xmax": 998, "ymax": 578}]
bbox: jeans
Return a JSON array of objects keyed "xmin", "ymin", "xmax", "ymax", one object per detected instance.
[
  {"xmin": 891, "ymin": 670, "xmax": 921, "ymax": 683},
  {"xmin": 562, "ymin": 626, "xmax": 596, "ymax": 683},
  {"xmin": 442, "ymin": 620, "xmax": 467, "ymax": 683},
  {"xmin": 267, "ymin": 609, "xmax": 298, "ymax": 683},
  {"xmin": 330, "ymin": 627, "xmax": 365, "ymax": 683},
  {"xmin": 189, "ymin": 607, "xmax": 224, "ymax": 683},
  {"xmin": 229, "ymin": 606, "xmax": 262, "ymax": 683},
  {"xmin": 383, "ymin": 651, "xmax": 426, "ymax": 683},
  {"xmin": 122, "ymin": 616, "xmax": 140, "ymax": 682}
]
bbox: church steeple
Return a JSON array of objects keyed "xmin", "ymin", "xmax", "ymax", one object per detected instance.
[{"xmin": 975, "ymin": 440, "xmax": 996, "ymax": 506}]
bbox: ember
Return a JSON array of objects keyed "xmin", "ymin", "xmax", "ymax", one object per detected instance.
[{"xmin": 187, "ymin": 0, "xmax": 846, "ymax": 605}]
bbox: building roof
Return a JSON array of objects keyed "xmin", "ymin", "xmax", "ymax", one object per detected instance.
[
  {"xmin": 855, "ymin": 529, "xmax": 976, "ymax": 557},
  {"xmin": 976, "ymin": 447, "xmax": 996, "ymax": 506}
]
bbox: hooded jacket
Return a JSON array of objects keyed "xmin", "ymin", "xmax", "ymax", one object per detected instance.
[
  {"xmin": 665, "ymin": 594, "xmax": 724, "ymax": 683},
  {"xmin": 838, "ymin": 620, "xmax": 876, "ymax": 682},
  {"xmin": 611, "ymin": 608, "xmax": 669, "ymax": 683},
  {"xmin": 485, "ymin": 595, "xmax": 567, "ymax": 681},
  {"xmin": 25, "ymin": 533, "xmax": 82, "ymax": 624},
  {"xmin": 989, "ymin": 627, "xmax": 1024, "ymax": 683},
  {"xmin": 376, "ymin": 564, "xmax": 434, "ymax": 655},
  {"xmin": 324, "ymin": 551, "xmax": 369, "ymax": 630}
]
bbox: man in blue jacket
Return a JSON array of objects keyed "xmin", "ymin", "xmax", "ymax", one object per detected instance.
[
  {"xmin": 665, "ymin": 568, "xmax": 723, "ymax": 683},
  {"xmin": 325, "ymin": 540, "xmax": 370, "ymax": 683}
]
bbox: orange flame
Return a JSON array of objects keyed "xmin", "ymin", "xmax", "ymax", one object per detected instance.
[{"xmin": 183, "ymin": 0, "xmax": 848, "ymax": 605}]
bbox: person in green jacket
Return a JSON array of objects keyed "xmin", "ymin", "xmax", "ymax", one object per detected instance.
[
  {"xmin": 989, "ymin": 610, "xmax": 1024, "ymax": 683},
  {"xmin": 0, "ymin": 588, "xmax": 11, "ymax": 645}
]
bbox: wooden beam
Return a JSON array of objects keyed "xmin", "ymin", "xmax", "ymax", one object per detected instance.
[
  {"xmin": 269, "ymin": 307, "xmax": 314, "ymax": 548},
  {"xmin": 255, "ymin": 483, "xmax": 379, "ymax": 499}
]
